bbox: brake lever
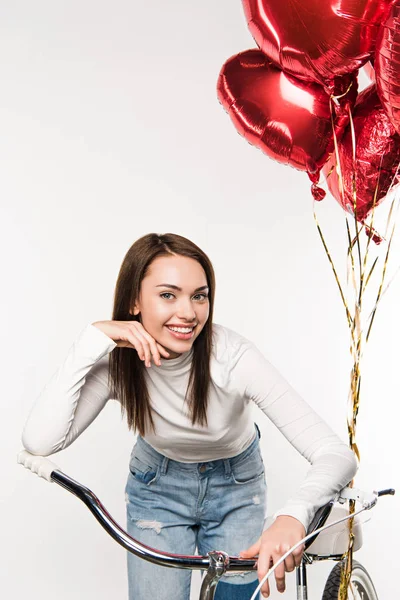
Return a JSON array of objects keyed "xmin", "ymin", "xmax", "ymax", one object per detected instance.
[
  {"xmin": 337, "ymin": 487, "xmax": 378, "ymax": 509},
  {"xmin": 337, "ymin": 486, "xmax": 395, "ymax": 509}
]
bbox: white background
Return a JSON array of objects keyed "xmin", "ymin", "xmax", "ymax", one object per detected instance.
[{"xmin": 2, "ymin": 1, "xmax": 399, "ymax": 598}]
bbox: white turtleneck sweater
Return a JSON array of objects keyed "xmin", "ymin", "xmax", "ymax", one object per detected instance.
[{"xmin": 22, "ymin": 322, "xmax": 357, "ymax": 529}]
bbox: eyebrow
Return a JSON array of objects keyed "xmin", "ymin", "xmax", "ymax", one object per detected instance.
[{"xmin": 155, "ymin": 284, "xmax": 209, "ymax": 292}]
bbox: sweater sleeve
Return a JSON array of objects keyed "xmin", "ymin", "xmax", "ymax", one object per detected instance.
[
  {"xmin": 234, "ymin": 342, "xmax": 358, "ymax": 531},
  {"xmin": 21, "ymin": 324, "xmax": 117, "ymax": 457}
]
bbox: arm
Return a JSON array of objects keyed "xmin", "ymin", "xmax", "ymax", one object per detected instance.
[
  {"xmin": 21, "ymin": 324, "xmax": 117, "ymax": 456},
  {"xmin": 237, "ymin": 342, "xmax": 357, "ymax": 529},
  {"xmin": 237, "ymin": 342, "xmax": 357, "ymax": 595}
]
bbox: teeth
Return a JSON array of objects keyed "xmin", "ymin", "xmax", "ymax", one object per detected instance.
[{"xmin": 168, "ymin": 326, "xmax": 194, "ymax": 333}]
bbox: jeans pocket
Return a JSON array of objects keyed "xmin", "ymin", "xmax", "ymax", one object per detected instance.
[
  {"xmin": 230, "ymin": 447, "xmax": 265, "ymax": 485},
  {"xmin": 129, "ymin": 455, "xmax": 159, "ymax": 486}
]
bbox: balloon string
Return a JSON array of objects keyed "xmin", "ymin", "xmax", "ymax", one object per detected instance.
[
  {"xmin": 366, "ymin": 193, "xmax": 399, "ymax": 341},
  {"xmin": 348, "ymin": 107, "xmax": 363, "ymax": 294},
  {"xmin": 317, "ymin": 99, "xmax": 358, "ymax": 598},
  {"xmin": 312, "ymin": 210, "xmax": 353, "ymax": 329},
  {"xmin": 347, "ymin": 177, "xmax": 400, "ymax": 337},
  {"xmin": 315, "ymin": 93, "xmax": 399, "ymax": 600}
]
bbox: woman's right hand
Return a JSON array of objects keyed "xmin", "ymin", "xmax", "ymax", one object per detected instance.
[{"xmin": 92, "ymin": 320, "xmax": 170, "ymax": 367}]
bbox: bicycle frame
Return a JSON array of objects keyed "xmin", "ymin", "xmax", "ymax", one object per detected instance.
[{"xmin": 17, "ymin": 451, "xmax": 395, "ymax": 600}]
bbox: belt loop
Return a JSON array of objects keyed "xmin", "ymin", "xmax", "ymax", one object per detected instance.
[
  {"xmin": 161, "ymin": 455, "xmax": 169, "ymax": 475},
  {"xmin": 223, "ymin": 459, "xmax": 231, "ymax": 478}
]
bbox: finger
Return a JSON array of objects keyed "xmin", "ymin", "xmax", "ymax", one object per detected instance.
[
  {"xmin": 130, "ymin": 327, "xmax": 152, "ymax": 367},
  {"xmin": 292, "ymin": 544, "xmax": 305, "ymax": 567},
  {"xmin": 279, "ymin": 543, "xmax": 295, "ymax": 572},
  {"xmin": 122, "ymin": 329, "xmax": 148, "ymax": 363},
  {"xmin": 140, "ymin": 331, "xmax": 162, "ymax": 366},
  {"xmin": 142, "ymin": 341, "xmax": 152, "ymax": 367},
  {"xmin": 126, "ymin": 334, "xmax": 146, "ymax": 362},
  {"xmin": 257, "ymin": 552, "xmax": 272, "ymax": 597},
  {"xmin": 272, "ymin": 550, "xmax": 286, "ymax": 594},
  {"xmin": 239, "ymin": 537, "xmax": 261, "ymax": 558},
  {"xmin": 156, "ymin": 342, "xmax": 170, "ymax": 358},
  {"xmin": 259, "ymin": 568, "xmax": 270, "ymax": 598},
  {"xmin": 131, "ymin": 322, "xmax": 164, "ymax": 366},
  {"xmin": 283, "ymin": 551, "xmax": 295, "ymax": 573},
  {"xmin": 261, "ymin": 582, "xmax": 270, "ymax": 598},
  {"xmin": 258, "ymin": 569, "xmax": 270, "ymax": 598}
]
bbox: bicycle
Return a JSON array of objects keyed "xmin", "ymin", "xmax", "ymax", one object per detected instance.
[{"xmin": 17, "ymin": 450, "xmax": 395, "ymax": 600}]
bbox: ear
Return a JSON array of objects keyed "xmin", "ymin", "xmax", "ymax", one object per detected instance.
[{"xmin": 130, "ymin": 303, "xmax": 140, "ymax": 316}]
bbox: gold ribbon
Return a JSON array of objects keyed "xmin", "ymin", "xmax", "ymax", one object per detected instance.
[{"xmin": 313, "ymin": 93, "xmax": 399, "ymax": 600}]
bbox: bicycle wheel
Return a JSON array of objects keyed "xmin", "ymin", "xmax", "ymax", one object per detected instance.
[{"xmin": 322, "ymin": 560, "xmax": 378, "ymax": 600}]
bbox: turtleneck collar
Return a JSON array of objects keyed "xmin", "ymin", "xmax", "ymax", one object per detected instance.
[{"xmin": 157, "ymin": 347, "xmax": 194, "ymax": 371}]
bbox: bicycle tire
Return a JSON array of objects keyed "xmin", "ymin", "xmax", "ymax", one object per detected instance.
[{"xmin": 322, "ymin": 560, "xmax": 378, "ymax": 600}]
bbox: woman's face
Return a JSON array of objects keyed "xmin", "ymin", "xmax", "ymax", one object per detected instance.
[{"xmin": 133, "ymin": 254, "xmax": 210, "ymax": 359}]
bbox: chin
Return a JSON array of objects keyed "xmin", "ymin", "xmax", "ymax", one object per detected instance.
[{"xmin": 164, "ymin": 339, "xmax": 193, "ymax": 353}]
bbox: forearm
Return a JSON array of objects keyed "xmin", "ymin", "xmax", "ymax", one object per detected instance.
[
  {"xmin": 22, "ymin": 324, "xmax": 116, "ymax": 456},
  {"xmin": 274, "ymin": 444, "xmax": 357, "ymax": 530}
]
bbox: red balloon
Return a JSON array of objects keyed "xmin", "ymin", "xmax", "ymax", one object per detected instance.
[
  {"xmin": 364, "ymin": 61, "xmax": 376, "ymax": 82},
  {"xmin": 323, "ymin": 84, "xmax": 400, "ymax": 224},
  {"xmin": 217, "ymin": 49, "xmax": 357, "ymax": 178},
  {"xmin": 375, "ymin": 2, "xmax": 400, "ymax": 135},
  {"xmin": 242, "ymin": 0, "xmax": 394, "ymax": 91}
]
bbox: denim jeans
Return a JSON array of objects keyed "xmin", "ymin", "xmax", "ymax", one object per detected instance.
[{"xmin": 125, "ymin": 429, "xmax": 266, "ymax": 600}]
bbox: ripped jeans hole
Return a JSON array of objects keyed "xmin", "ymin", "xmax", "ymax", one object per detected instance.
[{"xmin": 136, "ymin": 519, "xmax": 163, "ymax": 535}]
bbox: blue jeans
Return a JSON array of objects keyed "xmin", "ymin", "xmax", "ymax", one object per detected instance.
[{"xmin": 125, "ymin": 431, "xmax": 266, "ymax": 600}]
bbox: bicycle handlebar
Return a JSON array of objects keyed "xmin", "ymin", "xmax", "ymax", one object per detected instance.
[
  {"xmin": 17, "ymin": 450, "xmax": 255, "ymax": 572},
  {"xmin": 18, "ymin": 450, "xmax": 59, "ymax": 482},
  {"xmin": 17, "ymin": 450, "xmax": 395, "ymax": 575}
]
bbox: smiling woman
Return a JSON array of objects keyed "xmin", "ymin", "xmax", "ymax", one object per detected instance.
[
  {"xmin": 21, "ymin": 232, "xmax": 357, "ymax": 600},
  {"xmin": 105, "ymin": 234, "xmax": 216, "ymax": 437}
]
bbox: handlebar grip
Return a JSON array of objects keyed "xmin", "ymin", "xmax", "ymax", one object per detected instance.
[{"xmin": 17, "ymin": 450, "xmax": 59, "ymax": 482}]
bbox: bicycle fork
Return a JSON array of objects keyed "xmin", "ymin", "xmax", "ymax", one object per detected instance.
[{"xmin": 296, "ymin": 561, "xmax": 308, "ymax": 600}]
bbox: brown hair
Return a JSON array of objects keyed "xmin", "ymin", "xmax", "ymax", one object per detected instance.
[{"xmin": 109, "ymin": 233, "xmax": 216, "ymax": 436}]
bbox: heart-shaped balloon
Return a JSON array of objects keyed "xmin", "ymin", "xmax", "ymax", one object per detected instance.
[
  {"xmin": 375, "ymin": 2, "xmax": 400, "ymax": 135},
  {"xmin": 323, "ymin": 84, "xmax": 400, "ymax": 225},
  {"xmin": 217, "ymin": 49, "xmax": 357, "ymax": 177},
  {"xmin": 364, "ymin": 61, "xmax": 376, "ymax": 82},
  {"xmin": 242, "ymin": 0, "xmax": 394, "ymax": 91}
]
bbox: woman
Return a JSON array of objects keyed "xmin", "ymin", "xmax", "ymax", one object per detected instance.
[{"xmin": 22, "ymin": 232, "xmax": 357, "ymax": 599}]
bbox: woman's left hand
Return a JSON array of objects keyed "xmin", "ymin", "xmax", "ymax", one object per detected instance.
[{"xmin": 240, "ymin": 515, "xmax": 306, "ymax": 597}]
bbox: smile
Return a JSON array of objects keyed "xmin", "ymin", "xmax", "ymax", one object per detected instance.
[{"xmin": 166, "ymin": 325, "xmax": 196, "ymax": 339}]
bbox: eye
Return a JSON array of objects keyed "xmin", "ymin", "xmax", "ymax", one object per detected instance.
[
  {"xmin": 193, "ymin": 293, "xmax": 208, "ymax": 301},
  {"xmin": 160, "ymin": 292, "xmax": 175, "ymax": 300}
]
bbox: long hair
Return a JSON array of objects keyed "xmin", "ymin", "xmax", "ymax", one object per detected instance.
[{"xmin": 109, "ymin": 233, "xmax": 215, "ymax": 436}]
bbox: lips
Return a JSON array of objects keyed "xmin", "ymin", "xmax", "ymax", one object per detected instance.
[{"xmin": 165, "ymin": 325, "xmax": 195, "ymax": 340}]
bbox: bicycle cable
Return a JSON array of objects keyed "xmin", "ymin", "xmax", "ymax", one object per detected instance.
[{"xmin": 249, "ymin": 505, "xmax": 368, "ymax": 600}]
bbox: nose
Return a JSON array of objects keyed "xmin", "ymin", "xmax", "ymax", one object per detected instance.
[{"xmin": 176, "ymin": 298, "xmax": 197, "ymax": 322}]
